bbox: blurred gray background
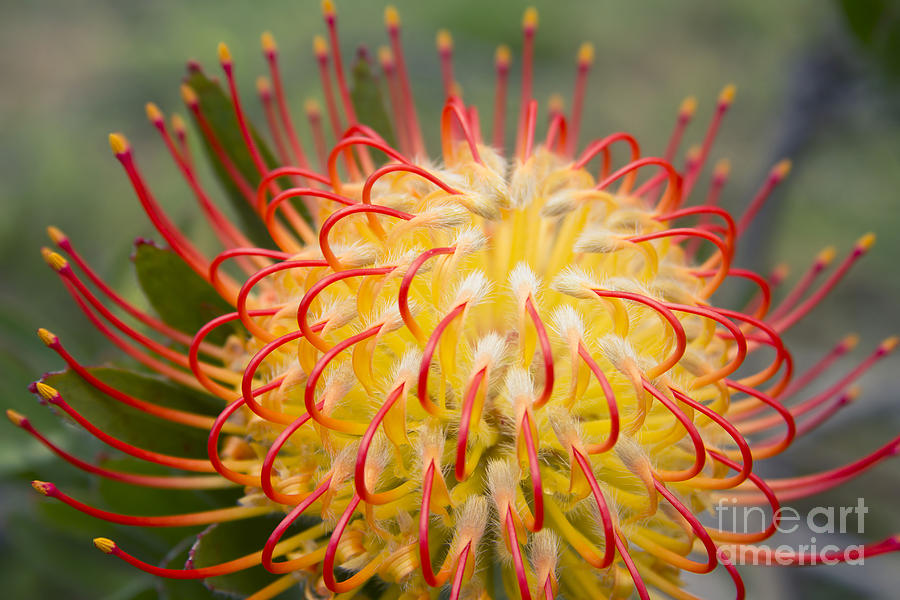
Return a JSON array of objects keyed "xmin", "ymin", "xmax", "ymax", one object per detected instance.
[{"xmin": 1, "ymin": 0, "xmax": 899, "ymax": 598}]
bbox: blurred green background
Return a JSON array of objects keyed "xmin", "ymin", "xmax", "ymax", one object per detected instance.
[{"xmin": 1, "ymin": 0, "xmax": 899, "ymax": 598}]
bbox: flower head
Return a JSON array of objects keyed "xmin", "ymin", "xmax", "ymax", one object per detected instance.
[{"xmin": 12, "ymin": 3, "xmax": 900, "ymax": 600}]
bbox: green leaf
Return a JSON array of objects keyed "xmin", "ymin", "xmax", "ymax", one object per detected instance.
[
  {"xmin": 836, "ymin": 0, "xmax": 900, "ymax": 80},
  {"xmin": 350, "ymin": 54, "xmax": 396, "ymax": 152},
  {"xmin": 184, "ymin": 69, "xmax": 312, "ymax": 248},
  {"xmin": 188, "ymin": 515, "xmax": 305, "ymax": 598},
  {"xmin": 158, "ymin": 536, "xmax": 219, "ymax": 600},
  {"xmin": 133, "ymin": 240, "xmax": 234, "ymax": 344},
  {"xmin": 97, "ymin": 456, "xmax": 241, "ymax": 516},
  {"xmin": 40, "ymin": 367, "xmax": 220, "ymax": 457}
]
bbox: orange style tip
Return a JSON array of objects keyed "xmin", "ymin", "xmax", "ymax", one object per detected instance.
[
  {"xmin": 261, "ymin": 31, "xmax": 277, "ymax": 53},
  {"xmin": 773, "ymin": 158, "xmax": 792, "ymax": 179},
  {"xmin": 31, "ymin": 480, "xmax": 55, "ymax": 496},
  {"xmin": 93, "ymin": 538, "xmax": 117, "ymax": 554},
  {"xmin": 377, "ymin": 45, "xmax": 393, "ymax": 66},
  {"xmin": 321, "ymin": 0, "xmax": 336, "ymax": 17},
  {"xmin": 170, "ymin": 113, "xmax": 186, "ymax": 132},
  {"xmin": 256, "ymin": 76, "xmax": 271, "ymax": 95},
  {"xmin": 180, "ymin": 83, "xmax": 198, "ymax": 106},
  {"xmin": 880, "ymin": 336, "xmax": 899, "ymax": 353},
  {"xmin": 108, "ymin": 132, "xmax": 129, "ymax": 155},
  {"xmin": 42, "ymin": 249, "xmax": 68, "ymax": 272},
  {"xmin": 217, "ymin": 42, "xmax": 232, "ymax": 64},
  {"xmin": 436, "ymin": 29, "xmax": 453, "ymax": 53},
  {"xmin": 522, "ymin": 7, "xmax": 539, "ymax": 31},
  {"xmin": 384, "ymin": 6, "xmax": 400, "ymax": 29},
  {"xmin": 313, "ymin": 35, "xmax": 328, "ymax": 57},
  {"xmin": 713, "ymin": 158, "xmax": 731, "ymax": 178},
  {"xmin": 856, "ymin": 232, "xmax": 876, "ymax": 251},
  {"xmin": 842, "ymin": 333, "xmax": 860, "ymax": 350},
  {"xmin": 817, "ymin": 245, "xmax": 837, "ymax": 265},
  {"xmin": 495, "ymin": 44, "xmax": 512, "ymax": 67},
  {"xmin": 46, "ymin": 225, "xmax": 68, "ymax": 244},
  {"xmin": 37, "ymin": 327, "xmax": 58, "ymax": 347},
  {"xmin": 718, "ymin": 84, "xmax": 737, "ymax": 105},
  {"xmin": 577, "ymin": 42, "xmax": 594, "ymax": 66},
  {"xmin": 304, "ymin": 98, "xmax": 321, "ymax": 115},
  {"xmin": 6, "ymin": 409, "xmax": 27, "ymax": 427},
  {"xmin": 845, "ymin": 385, "xmax": 862, "ymax": 401},
  {"xmin": 679, "ymin": 96, "xmax": 697, "ymax": 117},
  {"xmin": 35, "ymin": 382, "xmax": 60, "ymax": 402},
  {"xmin": 548, "ymin": 93, "xmax": 565, "ymax": 114},
  {"xmin": 145, "ymin": 102, "xmax": 163, "ymax": 123}
]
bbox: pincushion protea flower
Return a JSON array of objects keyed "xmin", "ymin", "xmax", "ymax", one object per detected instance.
[{"xmin": 10, "ymin": 2, "xmax": 900, "ymax": 599}]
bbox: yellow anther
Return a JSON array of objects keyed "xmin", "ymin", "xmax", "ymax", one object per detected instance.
[
  {"xmin": 713, "ymin": 158, "xmax": 731, "ymax": 178},
  {"xmin": 548, "ymin": 93, "xmax": 565, "ymax": 114},
  {"xmin": 31, "ymin": 480, "xmax": 53, "ymax": 496},
  {"xmin": 180, "ymin": 84, "xmax": 198, "ymax": 106},
  {"xmin": 522, "ymin": 7, "xmax": 539, "ymax": 31},
  {"xmin": 845, "ymin": 385, "xmax": 862, "ymax": 402},
  {"xmin": 773, "ymin": 158, "xmax": 792, "ymax": 179},
  {"xmin": 495, "ymin": 44, "xmax": 512, "ymax": 67},
  {"xmin": 384, "ymin": 6, "xmax": 400, "ymax": 29},
  {"xmin": 217, "ymin": 42, "xmax": 232, "ymax": 64},
  {"xmin": 817, "ymin": 246, "xmax": 836, "ymax": 265},
  {"xmin": 685, "ymin": 144, "xmax": 701, "ymax": 162},
  {"xmin": 46, "ymin": 225, "xmax": 67, "ymax": 244},
  {"xmin": 719, "ymin": 83, "xmax": 737, "ymax": 105},
  {"xmin": 34, "ymin": 382, "xmax": 59, "ymax": 402},
  {"xmin": 93, "ymin": 538, "xmax": 117, "ymax": 554},
  {"xmin": 378, "ymin": 45, "xmax": 393, "ymax": 66},
  {"xmin": 261, "ymin": 31, "xmax": 277, "ymax": 53},
  {"xmin": 37, "ymin": 328, "xmax": 58, "ymax": 346},
  {"xmin": 108, "ymin": 132, "xmax": 129, "ymax": 155},
  {"xmin": 842, "ymin": 333, "xmax": 860, "ymax": 350},
  {"xmin": 170, "ymin": 113, "xmax": 186, "ymax": 132},
  {"xmin": 42, "ymin": 249, "xmax": 68, "ymax": 271},
  {"xmin": 436, "ymin": 29, "xmax": 453, "ymax": 53},
  {"xmin": 679, "ymin": 96, "xmax": 697, "ymax": 117},
  {"xmin": 313, "ymin": 35, "xmax": 328, "ymax": 57},
  {"xmin": 577, "ymin": 42, "xmax": 594, "ymax": 66},
  {"xmin": 6, "ymin": 409, "xmax": 26, "ymax": 426},
  {"xmin": 772, "ymin": 262, "xmax": 790, "ymax": 280},
  {"xmin": 856, "ymin": 232, "xmax": 876, "ymax": 251},
  {"xmin": 305, "ymin": 98, "xmax": 321, "ymax": 115},
  {"xmin": 881, "ymin": 336, "xmax": 899, "ymax": 353},
  {"xmin": 321, "ymin": 0, "xmax": 336, "ymax": 17},
  {"xmin": 145, "ymin": 102, "xmax": 162, "ymax": 123},
  {"xmin": 256, "ymin": 76, "xmax": 271, "ymax": 95}
]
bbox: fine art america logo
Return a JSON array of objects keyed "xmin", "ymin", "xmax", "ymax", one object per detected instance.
[{"xmin": 714, "ymin": 498, "xmax": 869, "ymax": 565}]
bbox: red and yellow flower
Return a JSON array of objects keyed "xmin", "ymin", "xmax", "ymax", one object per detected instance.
[{"xmin": 10, "ymin": 3, "xmax": 899, "ymax": 599}]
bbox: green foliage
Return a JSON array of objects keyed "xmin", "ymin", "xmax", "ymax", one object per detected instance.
[
  {"xmin": 133, "ymin": 241, "xmax": 235, "ymax": 344},
  {"xmin": 184, "ymin": 69, "xmax": 311, "ymax": 248},
  {"xmin": 96, "ymin": 457, "xmax": 240, "ymax": 518},
  {"xmin": 350, "ymin": 54, "xmax": 396, "ymax": 151},
  {"xmin": 188, "ymin": 515, "xmax": 305, "ymax": 598},
  {"xmin": 41, "ymin": 367, "xmax": 219, "ymax": 457},
  {"xmin": 837, "ymin": 0, "xmax": 900, "ymax": 80}
]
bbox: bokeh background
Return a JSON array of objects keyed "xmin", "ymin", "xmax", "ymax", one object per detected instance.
[{"xmin": 2, "ymin": 0, "xmax": 899, "ymax": 598}]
